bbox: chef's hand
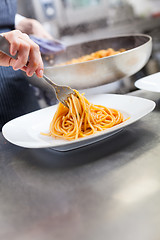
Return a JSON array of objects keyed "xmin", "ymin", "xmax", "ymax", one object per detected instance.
[
  {"xmin": 0, "ymin": 30, "xmax": 44, "ymax": 78},
  {"xmin": 16, "ymin": 17, "xmax": 53, "ymax": 40}
]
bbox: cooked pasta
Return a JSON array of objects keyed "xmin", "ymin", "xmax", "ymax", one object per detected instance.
[
  {"xmin": 59, "ymin": 48, "xmax": 125, "ymax": 66},
  {"xmin": 44, "ymin": 90, "xmax": 125, "ymax": 140}
]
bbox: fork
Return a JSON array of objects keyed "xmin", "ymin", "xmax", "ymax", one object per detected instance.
[
  {"xmin": 42, "ymin": 74, "xmax": 75, "ymax": 107},
  {"xmin": 0, "ymin": 34, "xmax": 75, "ymax": 107}
]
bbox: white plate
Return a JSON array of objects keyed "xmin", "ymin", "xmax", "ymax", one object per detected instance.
[
  {"xmin": 135, "ymin": 72, "xmax": 160, "ymax": 92},
  {"xmin": 2, "ymin": 94, "xmax": 155, "ymax": 151}
]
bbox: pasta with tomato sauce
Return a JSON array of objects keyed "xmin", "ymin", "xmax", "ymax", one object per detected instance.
[
  {"xmin": 58, "ymin": 48, "xmax": 125, "ymax": 66},
  {"xmin": 43, "ymin": 90, "xmax": 125, "ymax": 140}
]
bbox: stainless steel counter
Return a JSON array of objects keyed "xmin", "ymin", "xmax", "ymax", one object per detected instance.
[{"xmin": 1, "ymin": 90, "xmax": 160, "ymax": 240}]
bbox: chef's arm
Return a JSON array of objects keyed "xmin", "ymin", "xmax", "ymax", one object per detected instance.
[{"xmin": 15, "ymin": 14, "xmax": 53, "ymax": 40}]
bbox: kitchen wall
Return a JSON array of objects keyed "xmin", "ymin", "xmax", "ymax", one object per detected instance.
[{"xmin": 127, "ymin": 0, "xmax": 160, "ymax": 17}]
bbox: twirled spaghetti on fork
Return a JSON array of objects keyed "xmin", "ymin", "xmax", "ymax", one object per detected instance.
[{"xmin": 42, "ymin": 90, "xmax": 125, "ymax": 140}]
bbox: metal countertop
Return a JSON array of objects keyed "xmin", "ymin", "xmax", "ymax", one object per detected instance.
[{"xmin": 0, "ymin": 90, "xmax": 160, "ymax": 240}]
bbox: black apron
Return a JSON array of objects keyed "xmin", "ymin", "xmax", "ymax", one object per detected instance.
[{"xmin": 0, "ymin": 0, "xmax": 40, "ymax": 130}]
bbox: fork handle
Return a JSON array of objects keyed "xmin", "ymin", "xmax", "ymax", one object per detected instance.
[{"xmin": 43, "ymin": 74, "xmax": 58, "ymax": 90}]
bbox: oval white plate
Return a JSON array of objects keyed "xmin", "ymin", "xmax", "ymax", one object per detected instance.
[
  {"xmin": 135, "ymin": 72, "xmax": 160, "ymax": 92},
  {"xmin": 2, "ymin": 94, "xmax": 155, "ymax": 151}
]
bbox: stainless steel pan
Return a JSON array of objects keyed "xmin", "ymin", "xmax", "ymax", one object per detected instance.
[{"xmin": 28, "ymin": 34, "xmax": 152, "ymax": 91}]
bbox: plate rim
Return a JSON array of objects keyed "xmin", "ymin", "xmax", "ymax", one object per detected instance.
[{"xmin": 135, "ymin": 72, "xmax": 160, "ymax": 92}]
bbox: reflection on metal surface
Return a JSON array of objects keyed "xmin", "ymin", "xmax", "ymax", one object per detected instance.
[{"xmin": 114, "ymin": 178, "xmax": 160, "ymax": 204}]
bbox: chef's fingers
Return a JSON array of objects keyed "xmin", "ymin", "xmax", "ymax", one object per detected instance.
[
  {"xmin": 0, "ymin": 51, "xmax": 11, "ymax": 66},
  {"xmin": 13, "ymin": 31, "xmax": 44, "ymax": 77},
  {"xmin": 17, "ymin": 32, "xmax": 44, "ymax": 77},
  {"xmin": 3, "ymin": 30, "xmax": 22, "ymax": 56},
  {"xmin": 0, "ymin": 31, "xmax": 29, "ymax": 67},
  {"xmin": 12, "ymin": 39, "xmax": 30, "ymax": 70},
  {"xmin": 25, "ymin": 42, "xmax": 44, "ymax": 77},
  {"xmin": 2, "ymin": 30, "xmax": 44, "ymax": 77},
  {"xmin": 20, "ymin": 65, "xmax": 44, "ymax": 79}
]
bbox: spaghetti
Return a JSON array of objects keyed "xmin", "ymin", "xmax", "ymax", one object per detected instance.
[
  {"xmin": 59, "ymin": 48, "xmax": 125, "ymax": 66},
  {"xmin": 44, "ymin": 90, "xmax": 125, "ymax": 140}
]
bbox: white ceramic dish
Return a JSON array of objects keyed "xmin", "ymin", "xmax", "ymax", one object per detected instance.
[
  {"xmin": 135, "ymin": 72, "xmax": 160, "ymax": 92},
  {"xmin": 2, "ymin": 94, "xmax": 155, "ymax": 151}
]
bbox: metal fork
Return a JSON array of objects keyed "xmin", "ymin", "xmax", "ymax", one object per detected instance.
[
  {"xmin": 42, "ymin": 74, "xmax": 75, "ymax": 107},
  {"xmin": 0, "ymin": 34, "xmax": 75, "ymax": 107}
]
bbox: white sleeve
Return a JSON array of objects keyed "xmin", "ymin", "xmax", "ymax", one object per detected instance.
[{"xmin": 15, "ymin": 14, "xmax": 26, "ymax": 26}]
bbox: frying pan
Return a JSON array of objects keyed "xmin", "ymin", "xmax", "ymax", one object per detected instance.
[{"xmin": 27, "ymin": 34, "xmax": 152, "ymax": 91}]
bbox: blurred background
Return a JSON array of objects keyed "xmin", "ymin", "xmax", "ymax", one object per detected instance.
[{"xmin": 17, "ymin": 0, "xmax": 160, "ymax": 104}]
